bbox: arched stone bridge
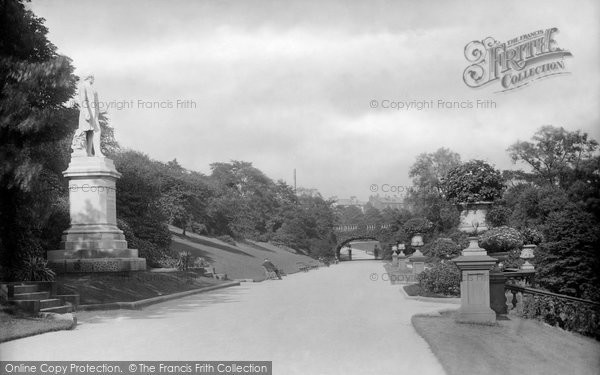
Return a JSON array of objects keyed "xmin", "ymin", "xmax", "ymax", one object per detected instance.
[{"xmin": 333, "ymin": 224, "xmax": 396, "ymax": 255}]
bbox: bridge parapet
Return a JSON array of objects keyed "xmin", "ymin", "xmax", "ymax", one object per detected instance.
[{"xmin": 333, "ymin": 223, "xmax": 392, "ymax": 233}]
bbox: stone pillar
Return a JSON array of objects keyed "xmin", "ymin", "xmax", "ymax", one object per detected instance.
[
  {"xmin": 489, "ymin": 271, "xmax": 507, "ymax": 314},
  {"xmin": 47, "ymin": 156, "xmax": 146, "ymax": 273},
  {"xmin": 452, "ymin": 237, "xmax": 497, "ymax": 324},
  {"xmin": 397, "ymin": 251, "xmax": 408, "ymax": 272},
  {"xmin": 408, "ymin": 249, "xmax": 426, "ymax": 274},
  {"xmin": 392, "ymin": 252, "xmax": 398, "ymax": 267}
]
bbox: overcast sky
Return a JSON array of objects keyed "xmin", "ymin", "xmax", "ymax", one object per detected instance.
[{"xmin": 30, "ymin": 0, "xmax": 600, "ymax": 200}]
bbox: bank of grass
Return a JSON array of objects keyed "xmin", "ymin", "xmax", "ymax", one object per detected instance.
[
  {"xmin": 413, "ymin": 310, "xmax": 600, "ymax": 375},
  {"xmin": 56, "ymin": 269, "xmax": 224, "ymax": 305},
  {"xmin": 0, "ymin": 308, "xmax": 74, "ymax": 343}
]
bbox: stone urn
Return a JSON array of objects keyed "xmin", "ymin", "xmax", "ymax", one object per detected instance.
[
  {"xmin": 457, "ymin": 201, "xmax": 493, "ymax": 234},
  {"xmin": 410, "ymin": 234, "xmax": 424, "ymax": 247},
  {"xmin": 520, "ymin": 244, "xmax": 536, "ymax": 270}
]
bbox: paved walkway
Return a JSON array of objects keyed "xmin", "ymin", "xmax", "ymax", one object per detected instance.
[{"xmin": 1, "ymin": 262, "xmax": 450, "ymax": 375}]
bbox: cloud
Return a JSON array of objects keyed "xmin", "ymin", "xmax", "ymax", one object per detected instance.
[{"xmin": 30, "ymin": 0, "xmax": 600, "ymax": 199}]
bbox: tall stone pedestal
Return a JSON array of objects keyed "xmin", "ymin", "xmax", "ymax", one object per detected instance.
[
  {"xmin": 452, "ymin": 237, "xmax": 497, "ymax": 324},
  {"xmin": 47, "ymin": 156, "xmax": 146, "ymax": 273},
  {"xmin": 409, "ymin": 249, "xmax": 426, "ymax": 274}
]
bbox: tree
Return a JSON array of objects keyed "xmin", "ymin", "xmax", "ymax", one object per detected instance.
[
  {"xmin": 507, "ymin": 126, "xmax": 599, "ymax": 188},
  {"xmin": 208, "ymin": 161, "xmax": 278, "ymax": 239},
  {"xmin": 113, "ymin": 150, "xmax": 171, "ymax": 251},
  {"xmin": 409, "ymin": 148, "xmax": 461, "ymax": 194},
  {"xmin": 157, "ymin": 160, "xmax": 212, "ymax": 236},
  {"xmin": 363, "ymin": 205, "xmax": 383, "ymax": 225},
  {"xmin": 536, "ymin": 207, "xmax": 600, "ymax": 301},
  {"xmin": 336, "ymin": 205, "xmax": 364, "ymax": 225},
  {"xmin": 0, "ymin": 0, "xmax": 77, "ymax": 277}
]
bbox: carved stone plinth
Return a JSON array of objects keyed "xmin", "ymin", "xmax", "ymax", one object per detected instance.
[
  {"xmin": 47, "ymin": 156, "xmax": 146, "ymax": 273},
  {"xmin": 452, "ymin": 237, "xmax": 497, "ymax": 324}
]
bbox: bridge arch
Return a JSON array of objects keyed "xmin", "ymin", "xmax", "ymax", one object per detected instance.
[{"xmin": 333, "ymin": 224, "xmax": 397, "ymax": 260}]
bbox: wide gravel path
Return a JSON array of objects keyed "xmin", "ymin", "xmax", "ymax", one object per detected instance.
[{"xmin": 1, "ymin": 261, "xmax": 450, "ymax": 375}]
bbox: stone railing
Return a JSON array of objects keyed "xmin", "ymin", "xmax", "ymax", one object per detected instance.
[
  {"xmin": 505, "ymin": 284, "xmax": 600, "ymax": 338},
  {"xmin": 333, "ymin": 223, "xmax": 392, "ymax": 232},
  {"xmin": 503, "ymin": 268, "xmax": 536, "ymax": 287}
]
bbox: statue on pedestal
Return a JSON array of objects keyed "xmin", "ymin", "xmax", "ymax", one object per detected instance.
[
  {"xmin": 49, "ymin": 75, "xmax": 146, "ymax": 273},
  {"xmin": 72, "ymin": 74, "xmax": 103, "ymax": 157}
]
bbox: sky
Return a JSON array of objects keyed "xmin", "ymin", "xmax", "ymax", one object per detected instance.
[{"xmin": 30, "ymin": 0, "xmax": 600, "ymax": 200}]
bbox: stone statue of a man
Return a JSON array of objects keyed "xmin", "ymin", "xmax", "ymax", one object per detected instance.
[{"xmin": 72, "ymin": 74, "xmax": 103, "ymax": 157}]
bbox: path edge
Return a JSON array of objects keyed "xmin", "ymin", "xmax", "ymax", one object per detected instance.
[{"xmin": 78, "ymin": 281, "xmax": 241, "ymax": 311}]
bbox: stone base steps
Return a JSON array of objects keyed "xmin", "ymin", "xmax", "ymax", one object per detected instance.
[
  {"xmin": 40, "ymin": 305, "xmax": 73, "ymax": 314},
  {"xmin": 2, "ymin": 283, "xmax": 77, "ymax": 315}
]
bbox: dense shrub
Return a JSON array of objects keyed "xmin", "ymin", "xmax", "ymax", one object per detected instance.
[
  {"xmin": 486, "ymin": 206, "xmax": 511, "ymax": 227},
  {"xmin": 442, "ymin": 160, "xmax": 504, "ymax": 203},
  {"xmin": 505, "ymin": 184, "xmax": 571, "ymax": 228},
  {"xmin": 417, "ymin": 262, "xmax": 460, "ymax": 296},
  {"xmin": 14, "ymin": 256, "xmax": 56, "ymax": 281},
  {"xmin": 520, "ymin": 293, "xmax": 600, "ymax": 339},
  {"xmin": 423, "ymin": 238, "xmax": 460, "ymax": 261},
  {"xmin": 118, "ymin": 218, "xmax": 166, "ymax": 268},
  {"xmin": 403, "ymin": 217, "xmax": 434, "ymax": 235},
  {"xmin": 478, "ymin": 226, "xmax": 523, "ymax": 253},
  {"xmin": 520, "ymin": 227, "xmax": 544, "ymax": 245}
]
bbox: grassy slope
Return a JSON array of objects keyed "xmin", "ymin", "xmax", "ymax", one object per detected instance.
[
  {"xmin": 169, "ymin": 226, "xmax": 319, "ymax": 281},
  {"xmin": 57, "ymin": 270, "xmax": 222, "ymax": 305},
  {"xmin": 413, "ymin": 310, "xmax": 600, "ymax": 375}
]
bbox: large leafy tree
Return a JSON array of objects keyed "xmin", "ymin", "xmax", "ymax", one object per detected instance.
[
  {"xmin": 409, "ymin": 147, "xmax": 461, "ymax": 194},
  {"xmin": 405, "ymin": 148, "xmax": 462, "ymax": 233},
  {"xmin": 536, "ymin": 207, "xmax": 600, "ymax": 300},
  {"xmin": 113, "ymin": 151, "xmax": 171, "ymax": 251},
  {"xmin": 207, "ymin": 160, "xmax": 278, "ymax": 239},
  {"xmin": 157, "ymin": 159, "xmax": 212, "ymax": 236},
  {"xmin": 507, "ymin": 126, "xmax": 599, "ymax": 188},
  {"xmin": 0, "ymin": 0, "xmax": 77, "ymax": 276},
  {"xmin": 501, "ymin": 126, "xmax": 600, "ymax": 301}
]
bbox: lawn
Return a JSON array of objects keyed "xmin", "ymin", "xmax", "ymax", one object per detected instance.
[
  {"xmin": 413, "ymin": 310, "xmax": 600, "ymax": 375},
  {"xmin": 0, "ymin": 308, "xmax": 75, "ymax": 343}
]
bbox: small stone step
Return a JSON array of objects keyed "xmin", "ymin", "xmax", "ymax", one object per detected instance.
[
  {"xmin": 40, "ymin": 305, "xmax": 72, "ymax": 314},
  {"xmin": 13, "ymin": 284, "xmax": 39, "ymax": 294},
  {"xmin": 12, "ymin": 291, "xmax": 49, "ymax": 300},
  {"xmin": 40, "ymin": 299, "xmax": 62, "ymax": 309},
  {"xmin": 11, "ymin": 300, "xmax": 40, "ymax": 312}
]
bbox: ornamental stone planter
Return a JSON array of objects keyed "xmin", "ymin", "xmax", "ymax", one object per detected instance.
[
  {"xmin": 520, "ymin": 244, "xmax": 536, "ymax": 270},
  {"xmin": 457, "ymin": 201, "xmax": 493, "ymax": 234},
  {"xmin": 410, "ymin": 234, "xmax": 424, "ymax": 247}
]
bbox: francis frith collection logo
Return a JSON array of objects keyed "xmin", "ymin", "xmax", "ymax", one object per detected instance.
[{"xmin": 463, "ymin": 28, "xmax": 572, "ymax": 92}]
